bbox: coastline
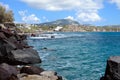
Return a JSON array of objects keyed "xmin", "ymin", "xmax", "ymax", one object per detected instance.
[
  {"xmin": 0, "ymin": 23, "xmax": 62, "ymax": 80},
  {"xmin": 1, "ymin": 23, "xmax": 120, "ymax": 80},
  {"xmin": 28, "ymin": 32, "xmax": 120, "ymax": 80}
]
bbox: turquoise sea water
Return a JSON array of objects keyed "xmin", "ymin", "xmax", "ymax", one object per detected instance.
[{"xmin": 28, "ymin": 32, "xmax": 120, "ymax": 80}]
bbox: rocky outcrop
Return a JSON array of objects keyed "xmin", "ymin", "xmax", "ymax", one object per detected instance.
[
  {"xmin": 20, "ymin": 74, "xmax": 62, "ymax": 80},
  {"xmin": 0, "ymin": 63, "xmax": 18, "ymax": 75},
  {"xmin": 20, "ymin": 71, "xmax": 62, "ymax": 80},
  {"xmin": 11, "ymin": 48, "xmax": 41, "ymax": 64},
  {"xmin": 0, "ymin": 23, "xmax": 62, "ymax": 80},
  {"xmin": 0, "ymin": 63, "xmax": 18, "ymax": 80},
  {"xmin": 0, "ymin": 63, "xmax": 62, "ymax": 80},
  {"xmin": 100, "ymin": 56, "xmax": 120, "ymax": 80},
  {"xmin": 40, "ymin": 71, "xmax": 62, "ymax": 80},
  {"xmin": 19, "ymin": 66, "xmax": 62, "ymax": 80},
  {"xmin": 0, "ymin": 23, "xmax": 41, "ymax": 65},
  {"xmin": 20, "ymin": 66, "xmax": 44, "ymax": 75}
]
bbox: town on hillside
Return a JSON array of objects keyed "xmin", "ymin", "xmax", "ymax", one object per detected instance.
[{"xmin": 15, "ymin": 19, "xmax": 120, "ymax": 33}]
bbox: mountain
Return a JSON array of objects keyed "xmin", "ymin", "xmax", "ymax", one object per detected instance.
[
  {"xmin": 103, "ymin": 25, "xmax": 120, "ymax": 27},
  {"xmin": 38, "ymin": 19, "xmax": 80, "ymax": 26}
]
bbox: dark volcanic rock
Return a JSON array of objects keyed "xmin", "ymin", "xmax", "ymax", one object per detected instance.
[
  {"xmin": 0, "ymin": 23, "xmax": 41, "ymax": 65},
  {"xmin": 1, "ymin": 29, "xmax": 13, "ymax": 38},
  {"xmin": 0, "ymin": 68, "xmax": 18, "ymax": 80},
  {"xmin": 0, "ymin": 63, "xmax": 18, "ymax": 80},
  {"xmin": 101, "ymin": 56, "xmax": 120, "ymax": 80},
  {"xmin": 0, "ymin": 23, "xmax": 62, "ymax": 80},
  {"xmin": 0, "ymin": 63, "xmax": 18, "ymax": 75},
  {"xmin": 0, "ymin": 32, "xmax": 7, "ymax": 39},
  {"xmin": 0, "ymin": 67, "xmax": 10, "ymax": 80},
  {"xmin": 11, "ymin": 48, "xmax": 41, "ymax": 64},
  {"xmin": 20, "ymin": 66, "xmax": 44, "ymax": 75},
  {"xmin": 4, "ymin": 39, "xmax": 17, "ymax": 52},
  {"xmin": 0, "ymin": 43, "xmax": 15, "ymax": 64}
]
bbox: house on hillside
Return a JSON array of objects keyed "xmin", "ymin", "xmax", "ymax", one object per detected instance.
[{"xmin": 54, "ymin": 26, "xmax": 63, "ymax": 31}]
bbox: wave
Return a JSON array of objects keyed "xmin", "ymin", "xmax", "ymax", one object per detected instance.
[{"xmin": 29, "ymin": 32, "xmax": 86, "ymax": 40}]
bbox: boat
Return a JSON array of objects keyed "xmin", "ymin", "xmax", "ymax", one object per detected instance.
[{"xmin": 29, "ymin": 33, "xmax": 65, "ymax": 39}]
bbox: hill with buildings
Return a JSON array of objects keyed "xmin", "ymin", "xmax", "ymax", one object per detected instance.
[
  {"xmin": 38, "ymin": 19, "xmax": 80, "ymax": 26},
  {"xmin": 16, "ymin": 19, "xmax": 120, "ymax": 33}
]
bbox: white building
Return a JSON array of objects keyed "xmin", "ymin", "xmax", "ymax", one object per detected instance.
[{"xmin": 54, "ymin": 26, "xmax": 63, "ymax": 31}]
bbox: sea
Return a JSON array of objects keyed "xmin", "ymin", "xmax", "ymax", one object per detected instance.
[{"xmin": 27, "ymin": 32, "xmax": 120, "ymax": 80}]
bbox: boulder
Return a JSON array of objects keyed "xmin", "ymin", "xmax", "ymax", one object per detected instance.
[
  {"xmin": 7, "ymin": 36, "xmax": 24, "ymax": 49},
  {"xmin": 3, "ymin": 40, "xmax": 17, "ymax": 52},
  {"xmin": 0, "ymin": 40, "xmax": 16, "ymax": 64},
  {"xmin": 7, "ymin": 74, "xmax": 18, "ymax": 80},
  {"xmin": 0, "ymin": 29, "xmax": 41, "ymax": 65},
  {"xmin": 0, "ymin": 46, "xmax": 7, "ymax": 57},
  {"xmin": 0, "ymin": 63, "xmax": 18, "ymax": 75},
  {"xmin": 20, "ymin": 74, "xmax": 62, "ymax": 80},
  {"xmin": 17, "ymin": 73, "xmax": 28, "ymax": 79},
  {"xmin": 20, "ymin": 66, "xmax": 44, "ymax": 75},
  {"xmin": 1, "ymin": 29, "xmax": 13, "ymax": 38},
  {"xmin": 40, "ymin": 71, "xmax": 57, "ymax": 76},
  {"xmin": 19, "ymin": 34, "xmax": 27, "ymax": 40},
  {"xmin": 0, "ymin": 63, "xmax": 18, "ymax": 80},
  {"xmin": 0, "ymin": 39, "xmax": 41, "ymax": 65},
  {"xmin": 0, "ymin": 45, "xmax": 14, "ymax": 64},
  {"xmin": 0, "ymin": 32, "xmax": 7, "ymax": 39},
  {"xmin": 0, "ymin": 67, "xmax": 10, "ymax": 80},
  {"xmin": 10, "ymin": 48, "xmax": 41, "ymax": 64},
  {"xmin": 19, "ymin": 67, "xmax": 62, "ymax": 80},
  {"xmin": 101, "ymin": 56, "xmax": 120, "ymax": 80},
  {"xmin": 40, "ymin": 71, "xmax": 62, "ymax": 80},
  {"xmin": 0, "ymin": 67, "xmax": 12, "ymax": 80}
]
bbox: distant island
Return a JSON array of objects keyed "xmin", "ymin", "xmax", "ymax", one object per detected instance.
[{"xmin": 16, "ymin": 19, "xmax": 120, "ymax": 33}]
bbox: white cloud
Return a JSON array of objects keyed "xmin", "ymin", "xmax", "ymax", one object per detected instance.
[
  {"xmin": 21, "ymin": 0, "xmax": 80, "ymax": 11},
  {"xmin": 21, "ymin": 0, "xmax": 103, "ymax": 11},
  {"xmin": 23, "ymin": 14, "xmax": 40, "ymax": 23},
  {"xmin": 110, "ymin": 0, "xmax": 120, "ymax": 9},
  {"xmin": 21, "ymin": 0, "xmax": 103, "ymax": 22},
  {"xmin": 65, "ymin": 16, "xmax": 74, "ymax": 20},
  {"xmin": 75, "ymin": 0, "xmax": 103, "ymax": 22},
  {"xmin": 77, "ymin": 12, "xmax": 101, "ymax": 22},
  {"xmin": 0, "ymin": 2, "xmax": 10, "ymax": 10},
  {"xmin": 19, "ymin": 10, "xmax": 40, "ymax": 23}
]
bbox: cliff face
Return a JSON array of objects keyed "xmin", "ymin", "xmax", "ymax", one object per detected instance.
[{"xmin": 0, "ymin": 23, "xmax": 41, "ymax": 65}]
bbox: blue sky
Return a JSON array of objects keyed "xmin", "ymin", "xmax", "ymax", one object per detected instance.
[{"xmin": 0, "ymin": 0, "xmax": 120, "ymax": 26}]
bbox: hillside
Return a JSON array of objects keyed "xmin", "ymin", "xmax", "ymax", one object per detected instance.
[{"xmin": 38, "ymin": 19, "xmax": 80, "ymax": 26}]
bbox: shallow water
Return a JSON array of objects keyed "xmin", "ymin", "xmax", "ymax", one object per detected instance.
[{"xmin": 28, "ymin": 32, "xmax": 120, "ymax": 80}]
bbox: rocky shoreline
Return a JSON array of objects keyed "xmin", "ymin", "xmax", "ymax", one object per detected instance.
[
  {"xmin": 100, "ymin": 56, "xmax": 120, "ymax": 80},
  {"xmin": 0, "ymin": 23, "xmax": 62, "ymax": 80},
  {"xmin": 2, "ymin": 23, "xmax": 120, "ymax": 80}
]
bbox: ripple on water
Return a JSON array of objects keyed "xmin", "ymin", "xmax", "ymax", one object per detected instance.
[{"xmin": 28, "ymin": 32, "xmax": 120, "ymax": 80}]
